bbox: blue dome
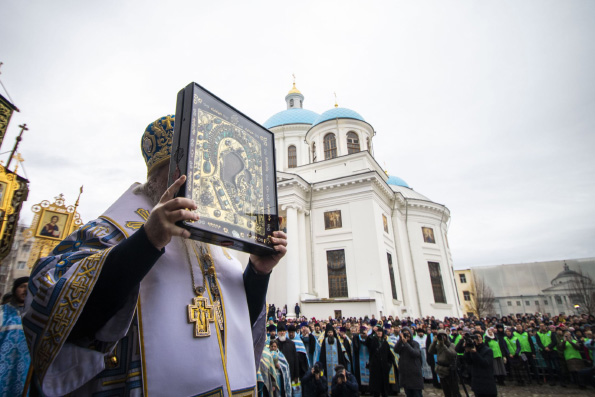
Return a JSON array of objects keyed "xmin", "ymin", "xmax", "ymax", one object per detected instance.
[
  {"xmin": 312, "ymin": 107, "xmax": 365, "ymax": 126},
  {"xmin": 263, "ymin": 108, "xmax": 320, "ymax": 129},
  {"xmin": 387, "ymin": 175, "xmax": 410, "ymax": 188}
]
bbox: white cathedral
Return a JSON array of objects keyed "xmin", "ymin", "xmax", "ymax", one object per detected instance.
[{"xmin": 253, "ymin": 83, "xmax": 461, "ymax": 320}]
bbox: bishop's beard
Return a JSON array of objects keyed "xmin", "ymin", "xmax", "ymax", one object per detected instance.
[
  {"xmin": 328, "ymin": 336, "xmax": 335, "ymax": 345},
  {"xmin": 136, "ymin": 171, "xmax": 168, "ymax": 206}
]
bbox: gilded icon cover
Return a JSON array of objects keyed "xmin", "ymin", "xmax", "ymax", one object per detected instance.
[{"xmin": 169, "ymin": 82, "xmax": 278, "ymax": 255}]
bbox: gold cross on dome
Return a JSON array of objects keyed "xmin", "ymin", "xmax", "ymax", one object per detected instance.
[{"xmin": 187, "ymin": 296, "xmax": 215, "ymax": 337}]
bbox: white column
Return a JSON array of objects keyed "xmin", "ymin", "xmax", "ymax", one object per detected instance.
[
  {"xmin": 298, "ymin": 209, "xmax": 308, "ymax": 296},
  {"xmin": 284, "ymin": 205, "xmax": 300, "ymax": 318}
]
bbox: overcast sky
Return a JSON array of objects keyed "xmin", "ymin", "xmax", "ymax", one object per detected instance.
[{"xmin": 1, "ymin": 0, "xmax": 594, "ymax": 269}]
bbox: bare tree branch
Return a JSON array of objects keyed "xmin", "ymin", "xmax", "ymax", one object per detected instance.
[
  {"xmin": 470, "ymin": 273, "xmax": 496, "ymax": 318},
  {"xmin": 567, "ymin": 269, "xmax": 595, "ymax": 317}
]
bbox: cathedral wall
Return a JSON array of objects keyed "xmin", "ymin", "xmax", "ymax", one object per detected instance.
[{"xmin": 405, "ymin": 207, "xmax": 459, "ymax": 318}]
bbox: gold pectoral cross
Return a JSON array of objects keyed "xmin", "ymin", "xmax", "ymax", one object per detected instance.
[{"xmin": 187, "ymin": 296, "xmax": 215, "ymax": 337}]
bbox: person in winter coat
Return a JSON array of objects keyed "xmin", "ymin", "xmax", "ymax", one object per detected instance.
[
  {"xmin": 394, "ymin": 327, "xmax": 424, "ymax": 397},
  {"xmin": 484, "ymin": 327, "xmax": 507, "ymax": 386},
  {"xmin": 301, "ymin": 362, "xmax": 328, "ymax": 397},
  {"xmin": 463, "ymin": 331, "xmax": 498, "ymax": 397},
  {"xmin": 428, "ymin": 329, "xmax": 460, "ymax": 397},
  {"xmin": 331, "ymin": 365, "xmax": 359, "ymax": 397},
  {"xmin": 503, "ymin": 327, "xmax": 526, "ymax": 386},
  {"xmin": 365, "ymin": 326, "xmax": 396, "ymax": 397}
]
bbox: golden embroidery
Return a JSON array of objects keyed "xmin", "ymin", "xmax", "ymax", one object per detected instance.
[
  {"xmin": 35, "ymin": 248, "xmax": 112, "ymax": 381},
  {"xmin": 125, "ymin": 208, "xmax": 150, "ymax": 230}
]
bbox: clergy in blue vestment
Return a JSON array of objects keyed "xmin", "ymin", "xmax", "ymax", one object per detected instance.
[
  {"xmin": 22, "ymin": 115, "xmax": 288, "ymax": 397},
  {"xmin": 318, "ymin": 323, "xmax": 346, "ymax": 389},
  {"xmin": 0, "ymin": 277, "xmax": 31, "ymax": 397}
]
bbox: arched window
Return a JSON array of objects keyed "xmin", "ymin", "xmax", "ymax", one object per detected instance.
[
  {"xmin": 287, "ymin": 145, "xmax": 297, "ymax": 168},
  {"xmin": 323, "ymin": 133, "xmax": 337, "ymax": 160},
  {"xmin": 347, "ymin": 131, "xmax": 360, "ymax": 154},
  {"xmin": 289, "ymin": 98, "xmax": 294, "ymax": 107}
]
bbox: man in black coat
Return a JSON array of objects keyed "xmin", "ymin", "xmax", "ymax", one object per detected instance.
[
  {"xmin": 276, "ymin": 324, "xmax": 300, "ymax": 384},
  {"xmin": 365, "ymin": 327, "xmax": 396, "ymax": 397},
  {"xmin": 338, "ymin": 326, "xmax": 353, "ymax": 372},
  {"xmin": 394, "ymin": 326, "xmax": 424, "ymax": 397},
  {"xmin": 301, "ymin": 362, "xmax": 328, "ymax": 397},
  {"xmin": 463, "ymin": 331, "xmax": 498, "ymax": 397},
  {"xmin": 301, "ymin": 322, "xmax": 318, "ymax": 366},
  {"xmin": 331, "ymin": 364, "xmax": 359, "ymax": 397},
  {"xmin": 351, "ymin": 326, "xmax": 371, "ymax": 393},
  {"xmin": 426, "ymin": 325, "xmax": 442, "ymax": 388}
]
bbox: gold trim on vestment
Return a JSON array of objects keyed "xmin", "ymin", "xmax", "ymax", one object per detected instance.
[
  {"xmin": 99, "ymin": 215, "xmax": 131, "ymax": 238},
  {"xmin": 101, "ymin": 371, "xmax": 141, "ymax": 386},
  {"xmin": 137, "ymin": 296, "xmax": 149, "ymax": 395},
  {"xmin": 34, "ymin": 248, "xmax": 114, "ymax": 381},
  {"xmin": 190, "ymin": 243, "xmax": 232, "ymax": 395}
]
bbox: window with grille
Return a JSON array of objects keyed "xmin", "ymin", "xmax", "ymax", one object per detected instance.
[
  {"xmin": 459, "ymin": 274, "xmax": 467, "ymax": 283},
  {"xmin": 387, "ymin": 253, "xmax": 398, "ymax": 300},
  {"xmin": 463, "ymin": 291, "xmax": 471, "ymax": 301},
  {"xmin": 288, "ymin": 145, "xmax": 297, "ymax": 168},
  {"xmin": 327, "ymin": 249, "xmax": 348, "ymax": 298},
  {"xmin": 17, "ymin": 261, "xmax": 26, "ymax": 270},
  {"xmin": 324, "ymin": 133, "xmax": 337, "ymax": 160},
  {"xmin": 428, "ymin": 262, "xmax": 446, "ymax": 303},
  {"xmin": 347, "ymin": 131, "xmax": 360, "ymax": 154}
]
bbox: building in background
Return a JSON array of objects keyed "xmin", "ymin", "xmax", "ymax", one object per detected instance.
[
  {"xmin": 246, "ymin": 83, "xmax": 460, "ymax": 319},
  {"xmin": 458, "ymin": 258, "xmax": 595, "ymax": 317},
  {"xmin": 454, "ymin": 269, "xmax": 475, "ymax": 317},
  {"xmin": 0, "ymin": 223, "xmax": 32, "ymax": 297}
]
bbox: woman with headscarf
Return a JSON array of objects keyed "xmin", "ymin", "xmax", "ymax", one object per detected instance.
[
  {"xmin": 484, "ymin": 327, "xmax": 507, "ymax": 386},
  {"xmin": 269, "ymin": 339, "xmax": 292, "ymax": 397}
]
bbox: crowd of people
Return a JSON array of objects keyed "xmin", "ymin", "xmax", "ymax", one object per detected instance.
[{"xmin": 258, "ymin": 305, "xmax": 595, "ymax": 397}]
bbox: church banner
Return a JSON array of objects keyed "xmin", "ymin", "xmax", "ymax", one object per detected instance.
[
  {"xmin": 25, "ymin": 193, "xmax": 83, "ymax": 269},
  {"xmin": 0, "ymin": 164, "xmax": 29, "ymax": 263},
  {"xmin": 0, "ymin": 94, "xmax": 18, "ymax": 151}
]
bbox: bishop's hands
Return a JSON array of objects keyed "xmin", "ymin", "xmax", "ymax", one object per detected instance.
[
  {"xmin": 145, "ymin": 175, "xmax": 199, "ymax": 250},
  {"xmin": 249, "ymin": 231, "xmax": 288, "ymax": 275}
]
